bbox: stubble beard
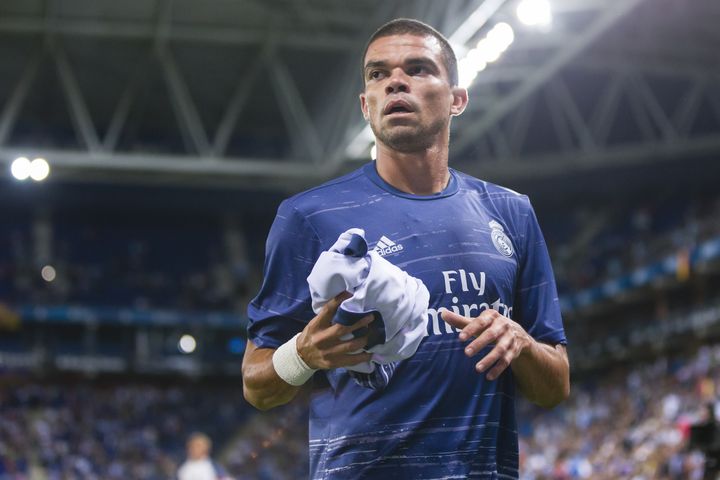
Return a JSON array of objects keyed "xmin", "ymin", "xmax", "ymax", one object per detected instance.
[{"xmin": 370, "ymin": 116, "xmax": 447, "ymax": 153}]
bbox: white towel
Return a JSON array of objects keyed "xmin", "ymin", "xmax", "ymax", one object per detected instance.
[{"xmin": 307, "ymin": 228, "xmax": 429, "ymax": 374}]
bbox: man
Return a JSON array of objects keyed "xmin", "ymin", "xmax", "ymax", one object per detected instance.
[
  {"xmin": 242, "ymin": 18, "xmax": 570, "ymax": 479},
  {"xmin": 177, "ymin": 433, "xmax": 230, "ymax": 480}
]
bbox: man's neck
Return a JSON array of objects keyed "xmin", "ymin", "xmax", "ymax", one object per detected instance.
[{"xmin": 375, "ymin": 144, "xmax": 450, "ymax": 195}]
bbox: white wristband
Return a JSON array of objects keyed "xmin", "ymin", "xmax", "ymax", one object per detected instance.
[{"xmin": 272, "ymin": 333, "xmax": 317, "ymax": 386}]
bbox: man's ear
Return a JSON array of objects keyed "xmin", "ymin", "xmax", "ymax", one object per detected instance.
[
  {"xmin": 360, "ymin": 92, "xmax": 370, "ymax": 121},
  {"xmin": 450, "ymin": 87, "xmax": 469, "ymax": 116}
]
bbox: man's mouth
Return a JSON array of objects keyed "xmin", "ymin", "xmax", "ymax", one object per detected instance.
[{"xmin": 383, "ymin": 100, "xmax": 414, "ymax": 116}]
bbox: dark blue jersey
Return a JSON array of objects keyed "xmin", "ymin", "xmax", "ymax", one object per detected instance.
[{"xmin": 248, "ymin": 162, "xmax": 566, "ymax": 479}]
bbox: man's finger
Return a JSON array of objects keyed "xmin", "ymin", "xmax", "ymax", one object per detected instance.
[
  {"xmin": 324, "ymin": 313, "xmax": 375, "ymax": 341},
  {"xmin": 464, "ymin": 322, "xmax": 505, "ymax": 356},
  {"xmin": 316, "ymin": 291, "xmax": 353, "ymax": 327},
  {"xmin": 442, "ymin": 309, "xmax": 496, "ymax": 342},
  {"xmin": 439, "ymin": 308, "xmax": 471, "ymax": 329},
  {"xmin": 344, "ymin": 314, "xmax": 376, "ymax": 334},
  {"xmin": 334, "ymin": 351, "xmax": 374, "ymax": 368},
  {"xmin": 473, "ymin": 334, "xmax": 511, "ymax": 370},
  {"xmin": 335, "ymin": 335, "xmax": 371, "ymax": 354}
]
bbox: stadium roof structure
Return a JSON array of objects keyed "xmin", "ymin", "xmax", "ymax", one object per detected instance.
[{"xmin": 0, "ymin": 0, "xmax": 719, "ymax": 191}]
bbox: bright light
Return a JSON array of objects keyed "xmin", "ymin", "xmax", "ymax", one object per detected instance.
[
  {"xmin": 178, "ymin": 334, "xmax": 197, "ymax": 354},
  {"xmin": 517, "ymin": 0, "xmax": 552, "ymax": 27},
  {"xmin": 41, "ymin": 265, "xmax": 56, "ymax": 282},
  {"xmin": 458, "ymin": 60, "xmax": 480, "ymax": 89},
  {"xmin": 476, "ymin": 38, "xmax": 501, "ymax": 63},
  {"xmin": 370, "ymin": 143, "xmax": 377, "ymax": 160},
  {"xmin": 30, "ymin": 158, "xmax": 50, "ymax": 181},
  {"xmin": 457, "ymin": 21, "xmax": 516, "ymax": 89},
  {"xmin": 11, "ymin": 157, "xmax": 31, "ymax": 180},
  {"xmin": 464, "ymin": 48, "xmax": 488, "ymax": 72},
  {"xmin": 487, "ymin": 22, "xmax": 515, "ymax": 52}
]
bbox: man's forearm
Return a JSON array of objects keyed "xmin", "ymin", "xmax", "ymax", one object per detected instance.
[
  {"xmin": 242, "ymin": 295, "xmax": 374, "ymax": 411},
  {"xmin": 242, "ymin": 340, "xmax": 301, "ymax": 411},
  {"xmin": 511, "ymin": 341, "xmax": 569, "ymax": 408}
]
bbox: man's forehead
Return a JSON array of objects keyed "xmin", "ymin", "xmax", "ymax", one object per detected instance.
[{"xmin": 364, "ymin": 34, "xmax": 443, "ymax": 64}]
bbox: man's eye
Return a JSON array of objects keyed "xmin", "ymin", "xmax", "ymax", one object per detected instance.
[
  {"xmin": 408, "ymin": 66, "xmax": 426, "ymax": 75},
  {"xmin": 369, "ymin": 71, "xmax": 383, "ymax": 80}
]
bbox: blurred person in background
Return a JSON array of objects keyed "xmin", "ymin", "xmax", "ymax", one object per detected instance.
[
  {"xmin": 690, "ymin": 402, "xmax": 720, "ymax": 479},
  {"xmin": 178, "ymin": 433, "xmax": 232, "ymax": 480}
]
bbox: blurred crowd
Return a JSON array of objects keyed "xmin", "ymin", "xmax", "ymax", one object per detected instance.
[
  {"xmin": 0, "ymin": 382, "xmax": 248, "ymax": 480},
  {"xmin": 0, "ymin": 179, "xmax": 718, "ymax": 480},
  {"xmin": 1, "ymin": 191, "xmax": 718, "ymax": 316},
  {"xmin": 519, "ymin": 344, "xmax": 720, "ymax": 479},
  {"xmin": 4, "ymin": 343, "xmax": 718, "ymax": 479},
  {"xmin": 221, "ymin": 400, "xmax": 309, "ymax": 480},
  {"xmin": 551, "ymin": 192, "xmax": 720, "ymax": 294}
]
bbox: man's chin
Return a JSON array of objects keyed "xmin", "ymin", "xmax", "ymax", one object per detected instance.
[
  {"xmin": 370, "ymin": 121, "xmax": 438, "ymax": 152},
  {"xmin": 381, "ymin": 135, "xmax": 433, "ymax": 153}
]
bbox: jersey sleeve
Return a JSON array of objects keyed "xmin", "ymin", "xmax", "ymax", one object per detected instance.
[
  {"xmin": 513, "ymin": 199, "xmax": 567, "ymax": 345},
  {"xmin": 247, "ymin": 199, "xmax": 322, "ymax": 349}
]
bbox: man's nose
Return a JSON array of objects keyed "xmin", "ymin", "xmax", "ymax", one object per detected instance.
[{"xmin": 385, "ymin": 70, "xmax": 409, "ymax": 94}]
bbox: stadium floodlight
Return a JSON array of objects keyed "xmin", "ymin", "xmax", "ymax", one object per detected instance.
[
  {"xmin": 11, "ymin": 157, "xmax": 31, "ymax": 180},
  {"xmin": 458, "ymin": 52, "xmax": 487, "ymax": 88},
  {"xmin": 487, "ymin": 22, "xmax": 515, "ymax": 53},
  {"xmin": 457, "ymin": 22, "xmax": 514, "ymax": 89},
  {"xmin": 458, "ymin": 64, "xmax": 480, "ymax": 89},
  {"xmin": 465, "ymin": 48, "xmax": 489, "ymax": 71},
  {"xmin": 29, "ymin": 158, "xmax": 50, "ymax": 181},
  {"xmin": 41, "ymin": 265, "xmax": 57, "ymax": 282},
  {"xmin": 516, "ymin": 0, "xmax": 553, "ymax": 27},
  {"xmin": 178, "ymin": 334, "xmax": 197, "ymax": 354},
  {"xmin": 476, "ymin": 38, "xmax": 502, "ymax": 63}
]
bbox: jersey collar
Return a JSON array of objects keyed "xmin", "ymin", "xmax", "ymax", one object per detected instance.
[{"xmin": 363, "ymin": 161, "xmax": 459, "ymax": 200}]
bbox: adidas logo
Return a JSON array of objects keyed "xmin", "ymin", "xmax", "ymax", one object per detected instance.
[{"xmin": 374, "ymin": 235, "xmax": 404, "ymax": 256}]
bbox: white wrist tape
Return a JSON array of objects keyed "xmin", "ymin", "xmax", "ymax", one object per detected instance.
[{"xmin": 272, "ymin": 333, "xmax": 317, "ymax": 386}]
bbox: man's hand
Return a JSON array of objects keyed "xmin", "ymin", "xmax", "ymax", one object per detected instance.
[
  {"xmin": 440, "ymin": 307, "xmax": 569, "ymax": 407},
  {"xmin": 441, "ymin": 308, "xmax": 532, "ymax": 381},
  {"xmin": 297, "ymin": 292, "xmax": 374, "ymax": 370},
  {"xmin": 242, "ymin": 291, "xmax": 374, "ymax": 411}
]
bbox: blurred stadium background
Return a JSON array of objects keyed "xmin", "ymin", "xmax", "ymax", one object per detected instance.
[{"xmin": 1, "ymin": 0, "xmax": 720, "ymax": 478}]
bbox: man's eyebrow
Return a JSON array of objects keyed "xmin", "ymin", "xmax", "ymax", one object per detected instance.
[
  {"xmin": 404, "ymin": 57, "xmax": 438, "ymax": 67},
  {"xmin": 364, "ymin": 57, "xmax": 439, "ymax": 72},
  {"xmin": 364, "ymin": 60, "xmax": 387, "ymax": 72}
]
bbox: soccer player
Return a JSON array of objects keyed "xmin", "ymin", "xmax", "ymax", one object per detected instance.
[{"xmin": 242, "ymin": 18, "xmax": 570, "ymax": 479}]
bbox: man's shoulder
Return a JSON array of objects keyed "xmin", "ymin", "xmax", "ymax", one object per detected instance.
[
  {"xmin": 453, "ymin": 168, "xmax": 531, "ymax": 209},
  {"xmin": 281, "ymin": 165, "xmax": 370, "ymax": 214},
  {"xmin": 452, "ymin": 168, "xmax": 523, "ymax": 197}
]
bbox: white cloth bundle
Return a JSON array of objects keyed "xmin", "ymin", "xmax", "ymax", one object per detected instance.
[{"xmin": 307, "ymin": 228, "xmax": 429, "ymax": 373}]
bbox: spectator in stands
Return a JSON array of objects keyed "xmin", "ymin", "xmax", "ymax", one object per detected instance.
[{"xmin": 178, "ymin": 432, "xmax": 231, "ymax": 480}]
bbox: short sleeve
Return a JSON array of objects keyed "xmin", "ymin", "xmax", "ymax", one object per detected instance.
[
  {"xmin": 513, "ymin": 200, "xmax": 567, "ymax": 345},
  {"xmin": 247, "ymin": 200, "xmax": 323, "ymax": 349}
]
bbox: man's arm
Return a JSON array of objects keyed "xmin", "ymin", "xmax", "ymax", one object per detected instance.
[
  {"xmin": 242, "ymin": 293, "xmax": 374, "ymax": 411},
  {"xmin": 242, "ymin": 341, "xmax": 301, "ymax": 411},
  {"xmin": 509, "ymin": 339, "xmax": 569, "ymax": 409},
  {"xmin": 441, "ymin": 309, "xmax": 569, "ymax": 408}
]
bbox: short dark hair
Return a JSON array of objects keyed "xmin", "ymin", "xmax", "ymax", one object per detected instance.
[{"xmin": 362, "ymin": 18, "xmax": 459, "ymax": 87}]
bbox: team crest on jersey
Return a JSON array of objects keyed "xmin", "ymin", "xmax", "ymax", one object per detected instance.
[{"xmin": 489, "ymin": 220, "xmax": 514, "ymax": 257}]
